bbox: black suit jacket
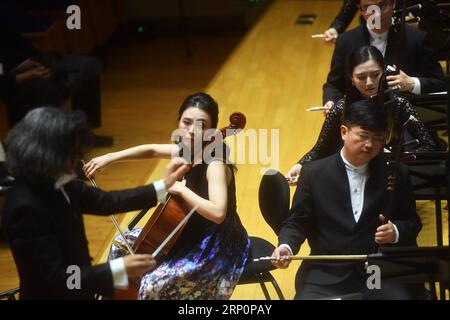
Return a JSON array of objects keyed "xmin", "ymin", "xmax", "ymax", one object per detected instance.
[
  {"xmin": 330, "ymin": 0, "xmax": 357, "ymax": 34},
  {"xmin": 323, "ymin": 24, "xmax": 447, "ymax": 104},
  {"xmin": 1, "ymin": 178, "xmax": 158, "ymax": 300},
  {"xmin": 278, "ymin": 153, "xmax": 422, "ymax": 287}
]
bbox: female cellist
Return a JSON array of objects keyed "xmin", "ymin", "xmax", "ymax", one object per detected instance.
[{"xmin": 84, "ymin": 92, "xmax": 250, "ymax": 300}]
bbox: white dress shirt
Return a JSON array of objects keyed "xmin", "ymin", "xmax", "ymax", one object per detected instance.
[
  {"xmin": 368, "ymin": 28, "xmax": 389, "ymax": 56},
  {"xmin": 340, "ymin": 149, "xmax": 399, "ymax": 242},
  {"xmin": 341, "ymin": 149, "xmax": 369, "ymax": 223}
]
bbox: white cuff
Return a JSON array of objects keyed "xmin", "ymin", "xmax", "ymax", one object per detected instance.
[
  {"xmin": 110, "ymin": 258, "xmax": 129, "ymax": 290},
  {"xmin": 279, "ymin": 244, "xmax": 294, "ymax": 256},
  {"xmin": 154, "ymin": 179, "xmax": 168, "ymax": 203},
  {"xmin": 392, "ymin": 223, "xmax": 400, "ymax": 244},
  {"xmin": 411, "ymin": 77, "xmax": 421, "ymax": 95},
  {"xmin": 0, "ymin": 142, "xmax": 5, "ymax": 162}
]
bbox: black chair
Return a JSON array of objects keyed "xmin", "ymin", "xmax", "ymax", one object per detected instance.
[{"xmin": 237, "ymin": 169, "xmax": 290, "ymax": 300}]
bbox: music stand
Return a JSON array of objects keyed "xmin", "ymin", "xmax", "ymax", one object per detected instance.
[
  {"xmin": 404, "ymin": 151, "xmax": 448, "ymax": 246},
  {"xmin": 381, "ymin": 151, "xmax": 447, "ymax": 246},
  {"xmin": 402, "ymin": 92, "xmax": 448, "ymax": 126},
  {"xmin": 401, "ymin": 92, "xmax": 448, "ymax": 151},
  {"xmin": 368, "ymin": 246, "xmax": 449, "ymax": 299},
  {"xmin": 380, "ymin": 149, "xmax": 449, "ymax": 298}
]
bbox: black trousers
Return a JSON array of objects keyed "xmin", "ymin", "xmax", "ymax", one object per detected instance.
[{"xmin": 295, "ymin": 271, "xmax": 420, "ymax": 300}]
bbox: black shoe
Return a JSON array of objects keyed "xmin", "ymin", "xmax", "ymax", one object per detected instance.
[{"xmin": 92, "ymin": 135, "xmax": 114, "ymax": 148}]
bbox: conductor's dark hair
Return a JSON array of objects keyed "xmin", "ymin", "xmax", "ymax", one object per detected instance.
[
  {"xmin": 345, "ymin": 45, "xmax": 386, "ymax": 106},
  {"xmin": 6, "ymin": 107, "xmax": 92, "ymax": 182},
  {"xmin": 178, "ymin": 92, "xmax": 219, "ymax": 128},
  {"xmin": 343, "ymin": 99, "xmax": 387, "ymax": 133}
]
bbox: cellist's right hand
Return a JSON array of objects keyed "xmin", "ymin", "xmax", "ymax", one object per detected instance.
[
  {"xmin": 123, "ymin": 254, "xmax": 156, "ymax": 281},
  {"xmin": 163, "ymin": 157, "xmax": 190, "ymax": 189},
  {"xmin": 83, "ymin": 154, "xmax": 114, "ymax": 178}
]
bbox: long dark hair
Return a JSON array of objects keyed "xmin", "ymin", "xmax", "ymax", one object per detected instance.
[
  {"xmin": 6, "ymin": 107, "xmax": 92, "ymax": 182},
  {"xmin": 176, "ymin": 93, "xmax": 236, "ymax": 171},
  {"xmin": 344, "ymin": 46, "xmax": 397, "ymax": 143},
  {"xmin": 178, "ymin": 92, "xmax": 219, "ymax": 128},
  {"xmin": 345, "ymin": 45, "xmax": 386, "ymax": 106}
]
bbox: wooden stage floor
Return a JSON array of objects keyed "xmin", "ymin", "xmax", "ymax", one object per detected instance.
[{"xmin": 0, "ymin": 0, "xmax": 448, "ymax": 299}]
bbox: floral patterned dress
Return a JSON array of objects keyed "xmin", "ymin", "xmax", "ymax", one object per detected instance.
[{"xmin": 109, "ymin": 162, "xmax": 250, "ymax": 300}]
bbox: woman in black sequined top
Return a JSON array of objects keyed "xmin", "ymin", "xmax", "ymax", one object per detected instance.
[
  {"xmin": 84, "ymin": 92, "xmax": 250, "ymax": 299},
  {"xmin": 286, "ymin": 46, "xmax": 437, "ymax": 185}
]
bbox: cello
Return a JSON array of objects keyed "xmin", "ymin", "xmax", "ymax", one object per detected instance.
[{"xmin": 107, "ymin": 112, "xmax": 246, "ymax": 299}]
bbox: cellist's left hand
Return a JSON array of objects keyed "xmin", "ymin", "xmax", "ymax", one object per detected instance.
[
  {"xmin": 163, "ymin": 157, "xmax": 189, "ymax": 189},
  {"xmin": 168, "ymin": 179, "xmax": 186, "ymax": 196},
  {"xmin": 375, "ymin": 214, "xmax": 396, "ymax": 244}
]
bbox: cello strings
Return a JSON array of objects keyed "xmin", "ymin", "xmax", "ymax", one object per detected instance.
[
  {"xmin": 81, "ymin": 160, "xmax": 136, "ymax": 255},
  {"xmin": 152, "ymin": 205, "xmax": 199, "ymax": 258}
]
